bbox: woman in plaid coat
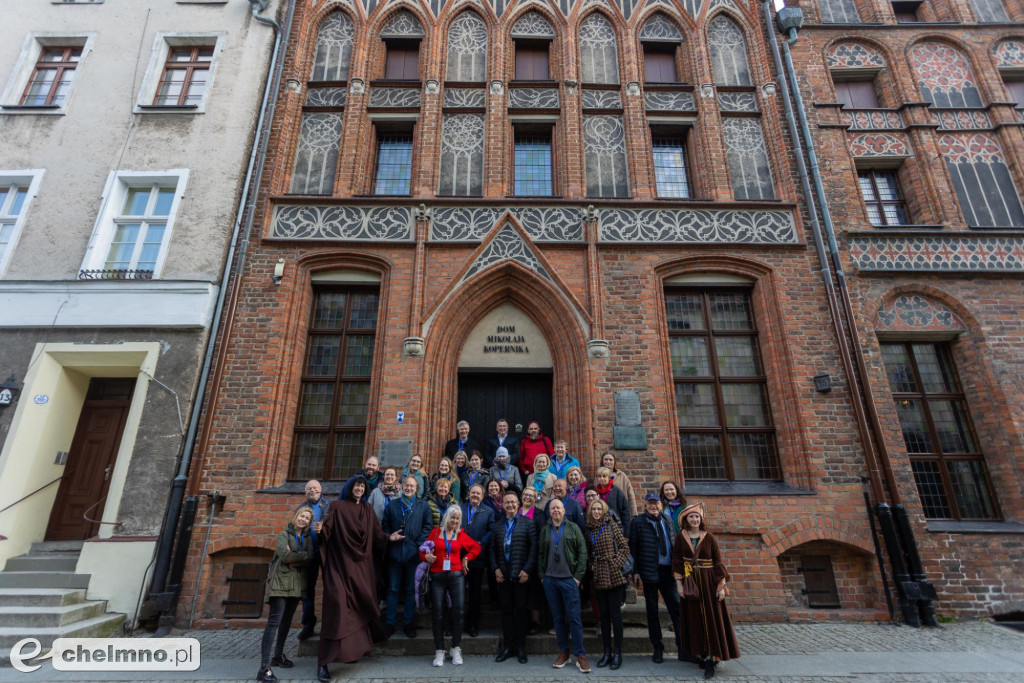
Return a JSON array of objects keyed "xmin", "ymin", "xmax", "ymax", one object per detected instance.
[{"xmin": 583, "ymin": 499, "xmax": 631, "ymax": 670}]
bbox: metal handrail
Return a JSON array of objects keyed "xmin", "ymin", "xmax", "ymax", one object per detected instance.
[
  {"xmin": 83, "ymin": 497, "xmax": 122, "ymax": 527},
  {"xmin": 0, "ymin": 472, "xmax": 72, "ymax": 515}
]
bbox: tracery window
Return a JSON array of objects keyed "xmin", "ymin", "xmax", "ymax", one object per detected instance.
[
  {"xmin": 818, "ymin": 0, "xmax": 861, "ymax": 23},
  {"xmin": 708, "ymin": 16, "xmax": 750, "ymax": 87},
  {"xmin": 584, "ymin": 115, "xmax": 629, "ymax": 197},
  {"xmin": 438, "ymin": 114, "xmax": 485, "ymax": 196},
  {"xmin": 446, "ymin": 12, "xmax": 487, "ymax": 82},
  {"xmin": 579, "ymin": 14, "xmax": 619, "ymax": 84}
]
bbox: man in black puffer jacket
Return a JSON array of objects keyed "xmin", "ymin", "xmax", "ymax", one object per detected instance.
[
  {"xmin": 628, "ymin": 492, "xmax": 681, "ymax": 664},
  {"xmin": 490, "ymin": 490, "xmax": 537, "ymax": 664}
]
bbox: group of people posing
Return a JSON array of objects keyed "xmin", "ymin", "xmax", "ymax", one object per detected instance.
[{"xmin": 257, "ymin": 419, "xmax": 739, "ymax": 682}]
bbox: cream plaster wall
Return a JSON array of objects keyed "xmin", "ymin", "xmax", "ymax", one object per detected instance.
[
  {"xmin": 458, "ymin": 302, "xmax": 553, "ymax": 368},
  {"xmin": 77, "ymin": 538, "xmax": 157, "ymax": 626}
]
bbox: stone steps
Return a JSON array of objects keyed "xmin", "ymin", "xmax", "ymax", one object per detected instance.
[
  {"xmin": 0, "ymin": 602, "xmax": 109, "ymax": 628},
  {"xmin": 0, "ymin": 588, "xmax": 88, "ymax": 608},
  {"xmin": 0, "ymin": 613, "xmax": 126, "ymax": 650}
]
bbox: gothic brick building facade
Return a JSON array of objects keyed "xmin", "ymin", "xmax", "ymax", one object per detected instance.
[{"xmin": 176, "ymin": 0, "xmax": 1023, "ymax": 627}]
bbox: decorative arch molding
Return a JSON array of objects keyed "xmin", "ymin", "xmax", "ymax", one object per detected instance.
[
  {"xmin": 509, "ymin": 6, "xmax": 561, "ymax": 37},
  {"xmin": 826, "ymin": 41, "xmax": 887, "ymax": 69},
  {"xmin": 874, "ymin": 294, "xmax": 967, "ymax": 334},
  {"xmin": 994, "ymin": 39, "xmax": 1024, "ymax": 68},
  {"xmin": 909, "ymin": 40, "xmax": 984, "ymax": 108},
  {"xmin": 639, "ymin": 10, "xmax": 685, "ymax": 41},
  {"xmin": 763, "ymin": 518, "xmax": 874, "ymax": 557},
  {"xmin": 207, "ymin": 539, "xmax": 275, "ymax": 556},
  {"xmin": 418, "ymin": 253, "xmax": 594, "ymax": 471}
]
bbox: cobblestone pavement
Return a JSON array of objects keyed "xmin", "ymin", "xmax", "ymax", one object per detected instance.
[{"xmin": 175, "ymin": 620, "xmax": 1023, "ymax": 658}]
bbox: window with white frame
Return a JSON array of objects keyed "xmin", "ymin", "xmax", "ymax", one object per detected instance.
[
  {"xmin": 134, "ymin": 33, "xmax": 225, "ymax": 113},
  {"xmin": 81, "ymin": 171, "xmax": 188, "ymax": 279},
  {"xmin": 0, "ymin": 171, "xmax": 44, "ymax": 276},
  {"xmin": 0, "ymin": 34, "xmax": 95, "ymax": 113}
]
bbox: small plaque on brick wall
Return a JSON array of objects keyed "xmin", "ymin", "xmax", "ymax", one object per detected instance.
[
  {"xmin": 613, "ymin": 426, "xmax": 647, "ymax": 450},
  {"xmin": 614, "ymin": 390, "xmax": 642, "ymax": 427},
  {"xmin": 378, "ymin": 440, "xmax": 413, "ymax": 468}
]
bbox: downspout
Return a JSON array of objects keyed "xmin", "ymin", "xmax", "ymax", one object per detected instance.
[
  {"xmin": 766, "ymin": 2, "xmax": 937, "ymax": 625},
  {"xmin": 761, "ymin": 0, "xmax": 888, "ymax": 505},
  {"xmin": 146, "ymin": 0, "xmax": 294, "ymax": 634}
]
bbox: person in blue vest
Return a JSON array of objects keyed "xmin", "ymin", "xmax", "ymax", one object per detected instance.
[
  {"xmin": 460, "ymin": 483, "xmax": 496, "ymax": 638},
  {"xmin": 548, "ymin": 440, "xmax": 581, "ymax": 480},
  {"xmin": 629, "ymin": 492, "xmax": 681, "ymax": 664},
  {"xmin": 297, "ymin": 480, "xmax": 330, "ymax": 641},
  {"xmin": 490, "ymin": 489, "xmax": 537, "ymax": 664},
  {"xmin": 381, "ymin": 475, "xmax": 432, "ymax": 638}
]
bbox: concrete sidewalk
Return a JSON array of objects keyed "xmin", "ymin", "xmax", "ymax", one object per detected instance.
[{"xmin": 1, "ymin": 621, "xmax": 1022, "ymax": 682}]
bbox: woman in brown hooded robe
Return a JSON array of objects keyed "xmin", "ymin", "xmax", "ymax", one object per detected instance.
[
  {"xmin": 317, "ymin": 476, "xmax": 398, "ymax": 681},
  {"xmin": 671, "ymin": 501, "xmax": 739, "ymax": 679}
]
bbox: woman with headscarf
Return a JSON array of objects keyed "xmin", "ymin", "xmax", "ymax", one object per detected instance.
[
  {"xmin": 431, "ymin": 456, "xmax": 461, "ymax": 502},
  {"xmin": 672, "ymin": 502, "xmax": 739, "ymax": 679},
  {"xmin": 317, "ymin": 476, "xmax": 402, "ymax": 681},
  {"xmin": 600, "ymin": 451, "xmax": 638, "ymax": 517},
  {"xmin": 421, "ymin": 506, "xmax": 481, "ymax": 667},
  {"xmin": 257, "ymin": 506, "xmax": 314, "ymax": 682},
  {"xmin": 524, "ymin": 453, "xmax": 555, "ymax": 507},
  {"xmin": 659, "ymin": 480, "xmax": 686, "ymax": 534},
  {"xmin": 584, "ymin": 499, "xmax": 631, "ymax": 670}
]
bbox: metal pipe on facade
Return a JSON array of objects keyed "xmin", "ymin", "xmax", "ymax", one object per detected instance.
[{"xmin": 147, "ymin": 0, "xmax": 294, "ymax": 632}]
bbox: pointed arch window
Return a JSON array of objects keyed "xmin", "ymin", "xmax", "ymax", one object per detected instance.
[
  {"xmin": 579, "ymin": 14, "xmax": 619, "ymax": 84},
  {"xmin": 818, "ymin": 0, "xmax": 861, "ymax": 23},
  {"xmin": 446, "ymin": 12, "xmax": 487, "ymax": 82},
  {"xmin": 708, "ymin": 16, "xmax": 750, "ymax": 86},
  {"xmin": 291, "ymin": 12, "xmax": 354, "ymax": 195},
  {"xmin": 640, "ymin": 13, "xmax": 685, "ymax": 84}
]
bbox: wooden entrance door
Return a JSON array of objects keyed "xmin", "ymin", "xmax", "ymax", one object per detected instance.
[
  {"xmin": 45, "ymin": 379, "xmax": 134, "ymax": 541},
  {"xmin": 457, "ymin": 371, "xmax": 554, "ymax": 448}
]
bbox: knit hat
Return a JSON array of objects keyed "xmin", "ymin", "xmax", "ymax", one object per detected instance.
[{"xmin": 495, "ymin": 446, "xmax": 509, "ymax": 460}]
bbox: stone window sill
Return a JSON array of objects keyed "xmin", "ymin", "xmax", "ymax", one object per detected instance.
[
  {"xmin": 926, "ymin": 520, "xmax": 1024, "ymax": 534},
  {"xmin": 682, "ymin": 481, "xmax": 815, "ymax": 496}
]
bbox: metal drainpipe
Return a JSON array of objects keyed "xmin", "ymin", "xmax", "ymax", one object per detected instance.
[
  {"xmin": 761, "ymin": 0, "xmax": 889, "ymax": 506},
  {"xmin": 773, "ymin": 19, "xmax": 901, "ymax": 505},
  {"xmin": 147, "ymin": 0, "xmax": 294, "ymax": 634}
]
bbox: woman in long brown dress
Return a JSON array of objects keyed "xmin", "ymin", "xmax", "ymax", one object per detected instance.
[
  {"xmin": 317, "ymin": 476, "xmax": 401, "ymax": 681},
  {"xmin": 671, "ymin": 502, "xmax": 739, "ymax": 679}
]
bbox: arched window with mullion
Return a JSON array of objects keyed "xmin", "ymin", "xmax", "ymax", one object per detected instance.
[
  {"xmin": 446, "ymin": 12, "xmax": 487, "ymax": 83},
  {"xmin": 579, "ymin": 13, "xmax": 620, "ymax": 84}
]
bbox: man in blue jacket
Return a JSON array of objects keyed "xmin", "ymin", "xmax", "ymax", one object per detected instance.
[
  {"xmin": 548, "ymin": 440, "xmax": 581, "ymax": 480},
  {"xmin": 381, "ymin": 475, "xmax": 432, "ymax": 638},
  {"xmin": 461, "ymin": 483, "xmax": 496, "ymax": 637}
]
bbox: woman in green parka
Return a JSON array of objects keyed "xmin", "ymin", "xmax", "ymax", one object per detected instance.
[{"xmin": 257, "ymin": 505, "xmax": 316, "ymax": 682}]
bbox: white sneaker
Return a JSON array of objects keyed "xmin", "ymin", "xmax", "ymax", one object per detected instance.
[
  {"xmin": 433, "ymin": 650, "xmax": 445, "ymax": 667},
  {"xmin": 451, "ymin": 646, "xmax": 463, "ymax": 665}
]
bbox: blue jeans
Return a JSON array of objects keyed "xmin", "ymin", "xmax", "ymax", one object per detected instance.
[
  {"xmin": 386, "ymin": 558, "xmax": 418, "ymax": 627},
  {"xmin": 542, "ymin": 576, "xmax": 586, "ymax": 657}
]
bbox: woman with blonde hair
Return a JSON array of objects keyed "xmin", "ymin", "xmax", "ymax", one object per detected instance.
[
  {"xmin": 524, "ymin": 453, "xmax": 555, "ymax": 507},
  {"xmin": 431, "ymin": 456, "xmax": 461, "ymax": 502},
  {"xmin": 584, "ymin": 499, "xmax": 631, "ymax": 670},
  {"xmin": 421, "ymin": 506, "xmax": 481, "ymax": 667},
  {"xmin": 600, "ymin": 451, "xmax": 638, "ymax": 516}
]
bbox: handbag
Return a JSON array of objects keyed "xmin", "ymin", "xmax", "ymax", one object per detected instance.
[
  {"xmin": 611, "ymin": 528, "xmax": 634, "ymax": 576},
  {"xmin": 681, "ymin": 563, "xmax": 699, "ymax": 600}
]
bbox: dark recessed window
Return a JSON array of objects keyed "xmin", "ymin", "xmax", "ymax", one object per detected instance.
[
  {"xmin": 155, "ymin": 45, "xmax": 214, "ymax": 106},
  {"xmin": 858, "ymin": 170, "xmax": 909, "ymax": 226},
  {"xmin": 834, "ymin": 80, "xmax": 879, "ymax": 108},
  {"xmin": 384, "ymin": 42, "xmax": 420, "ymax": 80},
  {"xmin": 373, "ymin": 135, "xmax": 414, "ymax": 195},
  {"xmin": 514, "ymin": 41, "xmax": 550, "ymax": 80},
  {"xmin": 291, "ymin": 288, "xmax": 380, "ymax": 481},
  {"xmin": 652, "ymin": 137, "xmax": 690, "ymax": 198},
  {"xmin": 881, "ymin": 342, "xmax": 998, "ymax": 520},
  {"xmin": 643, "ymin": 45, "xmax": 678, "ymax": 83},
  {"xmin": 514, "ymin": 134, "xmax": 553, "ymax": 196},
  {"xmin": 21, "ymin": 46, "xmax": 83, "ymax": 106},
  {"xmin": 1004, "ymin": 79, "xmax": 1024, "ymax": 109},
  {"xmin": 666, "ymin": 290, "xmax": 780, "ymax": 481},
  {"xmin": 892, "ymin": 1, "xmax": 923, "ymax": 22}
]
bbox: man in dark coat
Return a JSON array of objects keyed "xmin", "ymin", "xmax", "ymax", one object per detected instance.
[
  {"xmin": 461, "ymin": 483, "xmax": 496, "ymax": 637},
  {"xmin": 544, "ymin": 479, "xmax": 585, "ymax": 529},
  {"xmin": 490, "ymin": 490, "xmax": 537, "ymax": 664},
  {"xmin": 381, "ymin": 476, "xmax": 432, "ymax": 638},
  {"xmin": 629, "ymin": 493, "xmax": 681, "ymax": 663},
  {"xmin": 444, "ymin": 420, "xmax": 484, "ymax": 465},
  {"xmin": 298, "ymin": 479, "xmax": 331, "ymax": 640},
  {"xmin": 486, "ymin": 418, "xmax": 521, "ymax": 468}
]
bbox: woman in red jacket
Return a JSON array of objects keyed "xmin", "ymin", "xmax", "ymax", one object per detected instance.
[{"xmin": 421, "ymin": 506, "xmax": 481, "ymax": 668}]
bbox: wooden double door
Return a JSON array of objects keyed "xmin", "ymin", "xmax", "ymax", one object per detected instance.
[{"xmin": 456, "ymin": 371, "xmax": 554, "ymax": 447}]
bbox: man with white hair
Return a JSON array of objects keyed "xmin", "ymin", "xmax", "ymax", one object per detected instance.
[
  {"xmin": 444, "ymin": 420, "xmax": 483, "ymax": 465},
  {"xmin": 298, "ymin": 479, "xmax": 330, "ymax": 640},
  {"xmin": 538, "ymin": 499, "xmax": 590, "ymax": 673}
]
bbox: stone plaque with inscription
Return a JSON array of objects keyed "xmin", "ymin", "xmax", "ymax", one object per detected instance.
[
  {"xmin": 614, "ymin": 390, "xmax": 641, "ymax": 427},
  {"xmin": 458, "ymin": 302, "xmax": 552, "ymax": 369},
  {"xmin": 378, "ymin": 440, "xmax": 413, "ymax": 468},
  {"xmin": 613, "ymin": 426, "xmax": 647, "ymax": 450}
]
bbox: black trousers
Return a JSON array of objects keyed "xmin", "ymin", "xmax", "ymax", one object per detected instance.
[
  {"xmin": 300, "ymin": 553, "xmax": 321, "ymax": 629},
  {"xmin": 261, "ymin": 596, "xmax": 300, "ymax": 668},
  {"xmin": 465, "ymin": 563, "xmax": 486, "ymax": 631},
  {"xmin": 430, "ymin": 572, "xmax": 465, "ymax": 650},
  {"xmin": 497, "ymin": 574, "xmax": 530, "ymax": 650},
  {"xmin": 643, "ymin": 565, "xmax": 681, "ymax": 650},
  {"xmin": 595, "ymin": 584, "xmax": 626, "ymax": 652}
]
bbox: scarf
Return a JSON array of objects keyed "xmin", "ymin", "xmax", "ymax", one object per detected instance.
[
  {"xmin": 646, "ymin": 512, "xmax": 671, "ymax": 560},
  {"xmin": 434, "ymin": 493, "xmax": 453, "ymax": 511},
  {"xmin": 596, "ymin": 481, "xmax": 614, "ymax": 499},
  {"xmin": 400, "ymin": 493, "xmax": 416, "ymax": 506},
  {"xmin": 379, "ymin": 480, "xmax": 400, "ymax": 498},
  {"xmin": 362, "ymin": 470, "xmax": 381, "ymax": 488},
  {"xmin": 532, "ymin": 469, "xmax": 548, "ymax": 493}
]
